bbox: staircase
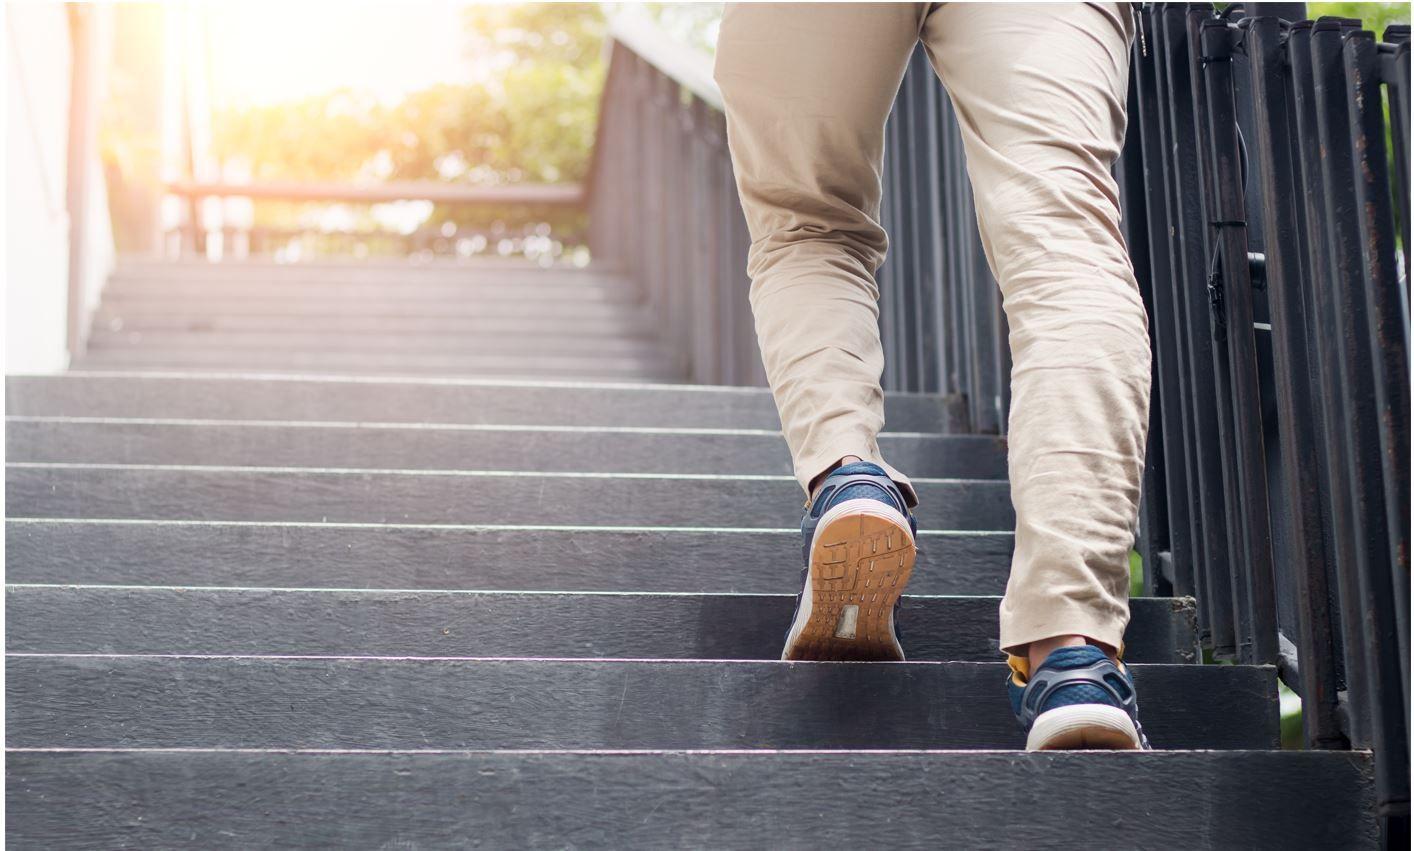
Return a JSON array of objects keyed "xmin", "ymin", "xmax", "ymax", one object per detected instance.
[
  {"xmin": 5, "ymin": 261, "xmax": 1379, "ymax": 847},
  {"xmin": 74, "ymin": 259, "xmax": 679, "ymax": 382}
]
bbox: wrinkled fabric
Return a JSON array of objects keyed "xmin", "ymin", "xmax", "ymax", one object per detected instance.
[{"xmin": 714, "ymin": 2, "xmax": 1148, "ymax": 654}]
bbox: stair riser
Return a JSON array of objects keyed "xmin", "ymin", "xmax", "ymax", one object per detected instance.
[
  {"xmin": 7, "ymin": 376, "xmax": 951, "ymax": 431},
  {"xmin": 4, "ymin": 751, "xmax": 1377, "ymax": 849},
  {"xmin": 72, "ymin": 351, "xmax": 678, "ymax": 380},
  {"xmin": 104, "ymin": 281, "xmax": 639, "ymax": 302},
  {"xmin": 84, "ymin": 332, "xmax": 668, "ymax": 357},
  {"xmin": 4, "ymin": 522, "xmax": 1016, "ymax": 594},
  {"xmin": 6, "ymin": 468, "xmax": 1014, "ymax": 529},
  {"xmin": 97, "ymin": 298, "xmax": 646, "ymax": 319},
  {"xmin": 5, "ymin": 588, "xmax": 1196, "ymax": 663},
  {"xmin": 107, "ymin": 262, "xmax": 622, "ymax": 285},
  {"xmin": 5, "ymin": 657, "xmax": 1278, "ymax": 750},
  {"xmin": 91, "ymin": 313, "xmax": 656, "ymax": 337},
  {"xmin": 6, "ymin": 422, "xmax": 1007, "ymax": 478}
]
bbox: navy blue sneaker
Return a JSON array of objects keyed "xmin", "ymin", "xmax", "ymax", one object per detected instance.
[
  {"xmin": 1008, "ymin": 645, "xmax": 1150, "ymax": 750},
  {"xmin": 782, "ymin": 462, "xmax": 917, "ymax": 661}
]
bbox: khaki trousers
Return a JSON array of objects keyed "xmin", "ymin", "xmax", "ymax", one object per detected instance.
[{"xmin": 714, "ymin": 2, "xmax": 1149, "ymax": 655}]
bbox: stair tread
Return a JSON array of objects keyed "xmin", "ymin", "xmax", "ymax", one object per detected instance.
[
  {"xmin": 5, "ymin": 586, "xmax": 1196, "ymax": 663},
  {"xmin": 4, "ymin": 750, "xmax": 1377, "ymax": 849},
  {"xmin": 72, "ymin": 350, "xmax": 680, "ymax": 379},
  {"xmin": 6, "ymin": 465, "xmax": 1014, "ymax": 528},
  {"xmin": 6, "ymin": 374, "xmax": 952, "ymax": 431},
  {"xmin": 5, "ymin": 655, "xmax": 1276, "ymax": 751},
  {"xmin": 103, "ymin": 280, "xmax": 640, "ymax": 301},
  {"xmin": 84, "ymin": 330, "xmax": 669, "ymax": 355},
  {"xmin": 5, "ymin": 419, "xmax": 1007, "ymax": 478},
  {"xmin": 5, "ymin": 520, "xmax": 1016, "ymax": 594}
]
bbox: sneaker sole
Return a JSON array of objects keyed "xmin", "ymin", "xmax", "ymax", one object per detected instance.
[
  {"xmin": 782, "ymin": 499, "xmax": 916, "ymax": 662},
  {"xmin": 1026, "ymin": 704, "xmax": 1144, "ymax": 751}
]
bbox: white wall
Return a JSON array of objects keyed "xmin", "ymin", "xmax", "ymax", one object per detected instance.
[
  {"xmin": 5, "ymin": 4, "xmax": 73, "ymax": 373},
  {"xmin": 4, "ymin": 4, "xmax": 114, "ymax": 374}
]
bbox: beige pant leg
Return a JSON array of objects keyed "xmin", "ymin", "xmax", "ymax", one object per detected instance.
[
  {"xmin": 713, "ymin": 3, "xmax": 924, "ymax": 505},
  {"xmin": 921, "ymin": 3, "xmax": 1148, "ymax": 655}
]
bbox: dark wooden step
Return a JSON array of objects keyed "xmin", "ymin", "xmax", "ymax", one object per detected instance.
[
  {"xmin": 96, "ymin": 295, "xmax": 648, "ymax": 320},
  {"xmin": 108, "ymin": 259, "xmax": 623, "ymax": 285},
  {"xmin": 85, "ymin": 330, "xmax": 670, "ymax": 357},
  {"xmin": 92, "ymin": 311, "xmax": 657, "ymax": 337},
  {"xmin": 6, "ymin": 466, "xmax": 1013, "ymax": 529},
  {"xmin": 5, "ymin": 750, "xmax": 1376, "ymax": 849},
  {"xmin": 7, "ymin": 374, "xmax": 954, "ymax": 432},
  {"xmin": 5, "ymin": 586, "xmax": 1197, "ymax": 663},
  {"xmin": 71, "ymin": 350, "xmax": 680, "ymax": 381},
  {"xmin": 5, "ymin": 420, "xmax": 1007, "ymax": 478},
  {"xmin": 103, "ymin": 278, "xmax": 639, "ymax": 303},
  {"xmin": 4, "ymin": 521, "xmax": 1015, "ymax": 594},
  {"xmin": 4, "ymin": 656, "xmax": 1276, "ymax": 750}
]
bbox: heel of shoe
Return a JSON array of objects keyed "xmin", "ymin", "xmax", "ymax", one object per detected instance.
[
  {"xmin": 782, "ymin": 500, "xmax": 916, "ymax": 662},
  {"xmin": 1025, "ymin": 704, "xmax": 1144, "ymax": 751}
]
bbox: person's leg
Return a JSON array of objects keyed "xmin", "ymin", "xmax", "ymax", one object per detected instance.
[
  {"xmin": 714, "ymin": 3, "xmax": 924, "ymax": 661},
  {"xmin": 713, "ymin": 2, "xmax": 922, "ymax": 506},
  {"xmin": 921, "ymin": 3, "xmax": 1151, "ymax": 746}
]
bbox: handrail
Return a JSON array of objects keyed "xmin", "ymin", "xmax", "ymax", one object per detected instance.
[
  {"xmin": 166, "ymin": 180, "xmax": 583, "ymax": 206},
  {"xmin": 606, "ymin": 12, "xmax": 721, "ymax": 110}
]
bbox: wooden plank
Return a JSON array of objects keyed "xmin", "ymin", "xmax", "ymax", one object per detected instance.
[
  {"xmin": 70, "ymin": 351, "xmax": 680, "ymax": 381},
  {"xmin": 164, "ymin": 179, "xmax": 584, "ymax": 206},
  {"xmin": 5, "ymin": 421, "xmax": 1007, "ymax": 478},
  {"xmin": 96, "ymin": 296, "xmax": 649, "ymax": 319},
  {"xmin": 102, "ymin": 279, "xmax": 639, "ymax": 302},
  {"xmin": 4, "ymin": 656, "xmax": 1277, "ymax": 750},
  {"xmin": 5, "ymin": 750, "xmax": 1376, "ymax": 849},
  {"xmin": 111, "ymin": 258, "xmax": 612, "ymax": 279},
  {"xmin": 89, "ymin": 312, "xmax": 656, "ymax": 337},
  {"xmin": 4, "ymin": 521, "xmax": 1016, "ymax": 594},
  {"xmin": 83, "ymin": 330, "xmax": 668, "ymax": 357},
  {"xmin": 4, "ymin": 587, "xmax": 1197, "ymax": 663},
  {"xmin": 5, "ymin": 466, "xmax": 1014, "ymax": 529},
  {"xmin": 6, "ymin": 375, "xmax": 952, "ymax": 432}
]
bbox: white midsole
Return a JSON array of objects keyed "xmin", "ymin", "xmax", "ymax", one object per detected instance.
[
  {"xmin": 782, "ymin": 498, "xmax": 915, "ymax": 660},
  {"xmin": 1025, "ymin": 703, "xmax": 1142, "ymax": 751}
]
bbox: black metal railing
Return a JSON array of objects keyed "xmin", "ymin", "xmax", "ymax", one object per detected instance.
[
  {"xmin": 595, "ymin": 3, "xmax": 1410, "ymax": 841},
  {"xmin": 1125, "ymin": 3, "xmax": 1410, "ymax": 840},
  {"xmin": 586, "ymin": 14, "xmax": 763, "ymax": 386},
  {"xmin": 164, "ymin": 180, "xmax": 587, "ymax": 265},
  {"xmin": 586, "ymin": 15, "xmax": 1003, "ymax": 412}
]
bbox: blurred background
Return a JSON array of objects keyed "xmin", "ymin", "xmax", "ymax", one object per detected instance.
[
  {"xmin": 5, "ymin": 1, "xmax": 722, "ymax": 373},
  {"xmin": 5, "ymin": 2, "xmax": 1406, "ymax": 375}
]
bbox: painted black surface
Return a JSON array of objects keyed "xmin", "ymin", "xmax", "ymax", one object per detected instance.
[
  {"xmin": 71, "ymin": 349, "xmax": 682, "ymax": 380},
  {"xmin": 5, "ymin": 656, "xmax": 1277, "ymax": 750},
  {"xmin": 5, "ymin": 420, "xmax": 1008, "ymax": 479},
  {"xmin": 5, "ymin": 587, "xmax": 1198, "ymax": 663},
  {"xmin": 5, "ymin": 750, "xmax": 1377, "ymax": 850},
  {"xmin": 5, "ymin": 466, "xmax": 1014, "ymax": 529},
  {"xmin": 4, "ymin": 521, "xmax": 1016, "ymax": 594},
  {"xmin": 5, "ymin": 375, "xmax": 951, "ymax": 432}
]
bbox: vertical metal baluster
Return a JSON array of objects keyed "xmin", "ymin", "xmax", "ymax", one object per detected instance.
[
  {"xmin": 1200, "ymin": 17, "xmax": 1279, "ymax": 665},
  {"xmin": 1123, "ymin": 24, "xmax": 1172, "ymax": 596},
  {"xmin": 1163, "ymin": 6, "xmax": 1234, "ymax": 651},
  {"xmin": 1131, "ymin": 7, "xmax": 1194, "ymax": 599},
  {"xmin": 1341, "ymin": 27, "xmax": 1413, "ymax": 832},
  {"xmin": 1308, "ymin": 16, "xmax": 1384, "ymax": 749},
  {"xmin": 1186, "ymin": 7, "xmax": 1251, "ymax": 661},
  {"xmin": 1246, "ymin": 15, "xmax": 1344, "ymax": 746}
]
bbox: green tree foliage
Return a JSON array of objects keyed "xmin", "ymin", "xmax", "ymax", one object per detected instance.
[
  {"xmin": 1307, "ymin": 2, "xmax": 1410, "ymax": 32},
  {"xmin": 213, "ymin": 4, "xmax": 606, "ymax": 186}
]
